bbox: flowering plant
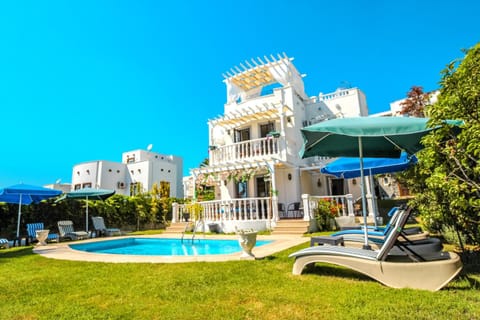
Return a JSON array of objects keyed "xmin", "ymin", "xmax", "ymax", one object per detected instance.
[{"xmin": 314, "ymin": 198, "xmax": 342, "ymax": 231}]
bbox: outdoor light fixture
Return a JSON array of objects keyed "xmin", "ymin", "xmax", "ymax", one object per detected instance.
[{"xmin": 288, "ymin": 173, "xmax": 292, "ymax": 180}]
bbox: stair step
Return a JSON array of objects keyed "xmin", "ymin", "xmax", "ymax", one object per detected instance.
[
  {"xmin": 272, "ymin": 219, "xmax": 309, "ymax": 235},
  {"xmin": 164, "ymin": 222, "xmax": 189, "ymax": 234},
  {"xmin": 165, "ymin": 220, "xmax": 310, "ymax": 235}
]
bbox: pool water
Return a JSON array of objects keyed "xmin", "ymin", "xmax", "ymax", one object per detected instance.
[{"xmin": 69, "ymin": 238, "xmax": 272, "ymax": 256}]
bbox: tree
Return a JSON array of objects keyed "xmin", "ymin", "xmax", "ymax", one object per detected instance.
[
  {"xmin": 404, "ymin": 44, "xmax": 480, "ymax": 245},
  {"xmin": 399, "ymin": 86, "xmax": 430, "ymax": 117}
]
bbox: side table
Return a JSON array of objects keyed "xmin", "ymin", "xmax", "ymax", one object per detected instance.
[{"xmin": 310, "ymin": 235, "xmax": 344, "ymax": 247}]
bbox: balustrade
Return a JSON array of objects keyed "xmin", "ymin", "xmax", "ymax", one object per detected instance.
[
  {"xmin": 172, "ymin": 197, "xmax": 271, "ymax": 223},
  {"xmin": 210, "ymin": 137, "xmax": 280, "ymax": 165}
]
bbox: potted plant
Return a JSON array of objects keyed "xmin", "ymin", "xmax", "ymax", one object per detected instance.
[
  {"xmin": 266, "ymin": 131, "xmax": 281, "ymax": 138},
  {"xmin": 235, "ymin": 228, "xmax": 257, "ymax": 259},
  {"xmin": 314, "ymin": 199, "xmax": 341, "ymax": 231}
]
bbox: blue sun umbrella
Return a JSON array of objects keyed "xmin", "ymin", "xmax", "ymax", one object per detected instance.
[
  {"xmin": 321, "ymin": 152, "xmax": 417, "ymax": 225},
  {"xmin": 320, "ymin": 152, "xmax": 417, "ymax": 179},
  {"xmin": 0, "ymin": 184, "xmax": 62, "ymax": 238}
]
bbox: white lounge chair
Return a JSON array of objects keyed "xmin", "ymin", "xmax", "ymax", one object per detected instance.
[
  {"xmin": 91, "ymin": 216, "xmax": 121, "ymax": 237},
  {"xmin": 289, "ymin": 209, "xmax": 463, "ymax": 291},
  {"xmin": 57, "ymin": 220, "xmax": 89, "ymax": 241}
]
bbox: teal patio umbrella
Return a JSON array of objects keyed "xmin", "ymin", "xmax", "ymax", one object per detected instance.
[
  {"xmin": 57, "ymin": 188, "xmax": 115, "ymax": 232},
  {"xmin": 300, "ymin": 117, "xmax": 462, "ymax": 249},
  {"xmin": 0, "ymin": 184, "xmax": 62, "ymax": 238}
]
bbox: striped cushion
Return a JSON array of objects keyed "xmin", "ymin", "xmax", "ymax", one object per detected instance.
[
  {"xmin": 26, "ymin": 222, "xmax": 59, "ymax": 242},
  {"xmin": 0, "ymin": 238, "xmax": 9, "ymax": 248}
]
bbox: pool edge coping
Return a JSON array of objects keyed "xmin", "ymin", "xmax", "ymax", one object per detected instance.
[{"xmin": 32, "ymin": 234, "xmax": 309, "ymax": 263}]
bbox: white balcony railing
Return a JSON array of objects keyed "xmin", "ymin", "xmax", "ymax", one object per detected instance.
[
  {"xmin": 171, "ymin": 195, "xmax": 355, "ymax": 224},
  {"xmin": 210, "ymin": 137, "xmax": 280, "ymax": 165},
  {"xmin": 301, "ymin": 194, "xmax": 355, "ymax": 220},
  {"xmin": 172, "ymin": 197, "xmax": 272, "ymax": 223}
]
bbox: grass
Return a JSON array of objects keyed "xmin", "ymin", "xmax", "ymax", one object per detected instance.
[{"xmin": 0, "ymin": 238, "xmax": 479, "ymax": 320}]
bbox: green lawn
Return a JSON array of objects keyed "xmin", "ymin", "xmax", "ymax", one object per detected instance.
[{"xmin": 0, "ymin": 240, "xmax": 479, "ymax": 320}]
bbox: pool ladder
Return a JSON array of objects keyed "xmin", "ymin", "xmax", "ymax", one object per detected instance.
[{"xmin": 181, "ymin": 220, "xmax": 203, "ymax": 244}]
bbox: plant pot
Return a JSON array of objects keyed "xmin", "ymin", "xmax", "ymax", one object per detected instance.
[
  {"xmin": 208, "ymin": 223, "xmax": 221, "ymax": 234},
  {"xmin": 238, "ymin": 232, "xmax": 257, "ymax": 259}
]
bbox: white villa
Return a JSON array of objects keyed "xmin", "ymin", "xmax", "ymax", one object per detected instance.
[
  {"xmin": 179, "ymin": 54, "xmax": 372, "ymax": 232},
  {"xmin": 71, "ymin": 149, "xmax": 184, "ymax": 198}
]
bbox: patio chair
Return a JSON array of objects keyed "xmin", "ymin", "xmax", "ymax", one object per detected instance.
[
  {"xmin": 0, "ymin": 238, "xmax": 9, "ymax": 249},
  {"xmin": 26, "ymin": 222, "xmax": 59, "ymax": 244},
  {"xmin": 278, "ymin": 203, "xmax": 286, "ymax": 218},
  {"xmin": 57, "ymin": 220, "xmax": 89, "ymax": 241},
  {"xmin": 289, "ymin": 209, "xmax": 463, "ymax": 291},
  {"xmin": 91, "ymin": 216, "xmax": 121, "ymax": 237},
  {"xmin": 287, "ymin": 202, "xmax": 303, "ymax": 218}
]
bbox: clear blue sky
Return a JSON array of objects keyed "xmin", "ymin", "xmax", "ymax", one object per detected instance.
[{"xmin": 0, "ymin": 0, "xmax": 478, "ymax": 187}]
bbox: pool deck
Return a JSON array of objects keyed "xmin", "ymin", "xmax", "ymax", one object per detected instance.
[{"xmin": 32, "ymin": 234, "xmax": 309, "ymax": 263}]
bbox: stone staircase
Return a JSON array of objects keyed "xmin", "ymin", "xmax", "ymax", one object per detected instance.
[
  {"xmin": 271, "ymin": 219, "xmax": 309, "ymax": 235},
  {"xmin": 165, "ymin": 220, "xmax": 309, "ymax": 236},
  {"xmin": 164, "ymin": 222, "xmax": 189, "ymax": 234}
]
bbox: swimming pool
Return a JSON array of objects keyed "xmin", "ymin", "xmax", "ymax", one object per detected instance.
[{"xmin": 70, "ymin": 237, "xmax": 272, "ymax": 256}]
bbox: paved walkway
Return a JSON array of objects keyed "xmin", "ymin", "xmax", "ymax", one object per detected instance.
[{"xmin": 32, "ymin": 234, "xmax": 309, "ymax": 263}]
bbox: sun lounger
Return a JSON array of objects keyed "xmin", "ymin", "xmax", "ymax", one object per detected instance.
[
  {"xmin": 289, "ymin": 209, "xmax": 462, "ymax": 291},
  {"xmin": 57, "ymin": 220, "xmax": 89, "ymax": 241},
  {"xmin": 328, "ymin": 207, "xmax": 441, "ymax": 258},
  {"xmin": 26, "ymin": 222, "xmax": 59, "ymax": 244},
  {"xmin": 91, "ymin": 216, "xmax": 121, "ymax": 237},
  {"xmin": 0, "ymin": 238, "xmax": 9, "ymax": 249}
]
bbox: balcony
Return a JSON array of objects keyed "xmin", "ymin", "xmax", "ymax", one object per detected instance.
[{"xmin": 210, "ymin": 137, "xmax": 280, "ymax": 165}]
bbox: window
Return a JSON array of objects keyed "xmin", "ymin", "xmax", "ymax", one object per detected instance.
[
  {"xmin": 234, "ymin": 128, "xmax": 250, "ymax": 142},
  {"xmin": 74, "ymin": 184, "xmax": 81, "ymax": 190},
  {"xmin": 260, "ymin": 122, "xmax": 275, "ymax": 138},
  {"xmin": 130, "ymin": 182, "xmax": 142, "ymax": 196},
  {"xmin": 256, "ymin": 176, "xmax": 270, "ymax": 197},
  {"xmin": 82, "ymin": 182, "xmax": 92, "ymax": 188},
  {"xmin": 126, "ymin": 155, "xmax": 135, "ymax": 164},
  {"xmin": 236, "ymin": 181, "xmax": 248, "ymax": 198}
]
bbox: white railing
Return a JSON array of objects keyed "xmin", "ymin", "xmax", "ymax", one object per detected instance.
[
  {"xmin": 318, "ymin": 89, "xmax": 353, "ymax": 101},
  {"xmin": 210, "ymin": 137, "xmax": 280, "ymax": 165},
  {"xmin": 172, "ymin": 197, "xmax": 273, "ymax": 223},
  {"xmin": 301, "ymin": 194, "xmax": 354, "ymax": 220}
]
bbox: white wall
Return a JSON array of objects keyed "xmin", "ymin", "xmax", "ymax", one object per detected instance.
[{"xmin": 72, "ymin": 149, "xmax": 184, "ymax": 198}]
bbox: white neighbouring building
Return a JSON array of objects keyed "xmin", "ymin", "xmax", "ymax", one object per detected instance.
[
  {"xmin": 71, "ymin": 149, "xmax": 184, "ymax": 198},
  {"xmin": 181, "ymin": 53, "xmax": 370, "ymax": 232}
]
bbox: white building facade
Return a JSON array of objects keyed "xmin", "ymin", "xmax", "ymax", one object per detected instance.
[
  {"xmin": 183, "ymin": 54, "xmax": 369, "ymax": 232},
  {"xmin": 71, "ymin": 149, "xmax": 184, "ymax": 198}
]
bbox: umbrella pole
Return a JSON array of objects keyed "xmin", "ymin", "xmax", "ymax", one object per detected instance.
[
  {"xmin": 368, "ymin": 171, "xmax": 379, "ymax": 228},
  {"xmin": 16, "ymin": 194, "xmax": 22, "ymax": 238},
  {"xmin": 86, "ymin": 196, "xmax": 89, "ymax": 232},
  {"xmin": 359, "ymin": 137, "xmax": 371, "ymax": 250}
]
